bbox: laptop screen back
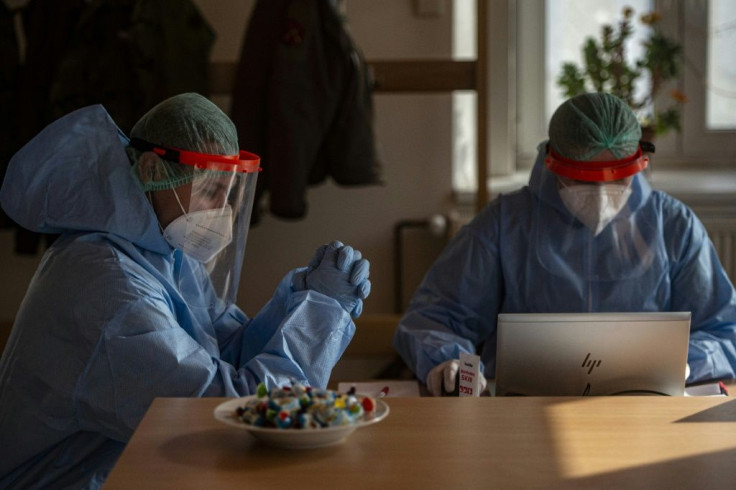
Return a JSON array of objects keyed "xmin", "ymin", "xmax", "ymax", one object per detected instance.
[{"xmin": 495, "ymin": 312, "xmax": 691, "ymax": 396}]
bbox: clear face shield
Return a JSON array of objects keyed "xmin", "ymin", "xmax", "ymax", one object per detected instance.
[
  {"xmin": 131, "ymin": 138, "xmax": 260, "ymax": 310},
  {"xmin": 531, "ymin": 141, "xmax": 659, "ymax": 283}
]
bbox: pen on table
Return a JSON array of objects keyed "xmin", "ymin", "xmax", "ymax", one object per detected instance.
[
  {"xmin": 347, "ymin": 385, "xmax": 389, "ymax": 397},
  {"xmin": 718, "ymin": 381, "xmax": 730, "ymax": 396}
]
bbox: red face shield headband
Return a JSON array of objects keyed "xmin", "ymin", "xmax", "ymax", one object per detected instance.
[
  {"xmin": 129, "ymin": 138, "xmax": 260, "ymax": 174},
  {"xmin": 544, "ymin": 141, "xmax": 654, "ymax": 182}
]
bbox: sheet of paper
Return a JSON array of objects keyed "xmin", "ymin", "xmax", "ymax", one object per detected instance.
[
  {"xmin": 337, "ymin": 380, "xmax": 421, "ymax": 397},
  {"xmin": 685, "ymin": 382, "xmax": 728, "ymax": 397}
]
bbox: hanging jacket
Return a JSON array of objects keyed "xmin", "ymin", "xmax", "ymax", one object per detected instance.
[
  {"xmin": 231, "ymin": 0, "xmax": 384, "ymax": 222},
  {"xmin": 0, "ymin": 2, "xmax": 21, "ymax": 229},
  {"xmin": 48, "ymin": 0, "xmax": 215, "ymax": 133},
  {"xmin": 8, "ymin": 0, "xmax": 215, "ymax": 254}
]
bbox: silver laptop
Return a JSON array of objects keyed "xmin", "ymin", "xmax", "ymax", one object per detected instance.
[{"xmin": 494, "ymin": 312, "xmax": 691, "ymax": 396}]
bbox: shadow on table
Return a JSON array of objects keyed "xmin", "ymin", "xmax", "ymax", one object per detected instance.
[
  {"xmin": 569, "ymin": 446, "xmax": 736, "ymax": 488},
  {"xmin": 675, "ymin": 398, "xmax": 736, "ymax": 423}
]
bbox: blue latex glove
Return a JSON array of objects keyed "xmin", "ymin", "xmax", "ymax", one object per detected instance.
[{"xmin": 292, "ymin": 241, "xmax": 371, "ymax": 317}]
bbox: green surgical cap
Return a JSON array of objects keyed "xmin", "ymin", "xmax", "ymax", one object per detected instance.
[
  {"xmin": 548, "ymin": 92, "xmax": 641, "ymax": 161},
  {"xmin": 127, "ymin": 93, "xmax": 239, "ymax": 192}
]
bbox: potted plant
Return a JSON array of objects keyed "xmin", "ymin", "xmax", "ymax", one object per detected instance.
[{"xmin": 556, "ymin": 6, "xmax": 686, "ymax": 139}]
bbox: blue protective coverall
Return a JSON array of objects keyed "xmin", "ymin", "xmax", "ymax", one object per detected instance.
[
  {"xmin": 395, "ymin": 145, "xmax": 736, "ymax": 386},
  {"xmin": 0, "ymin": 105, "xmax": 355, "ymax": 488}
]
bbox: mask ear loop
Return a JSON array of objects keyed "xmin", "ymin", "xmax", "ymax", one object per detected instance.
[
  {"xmin": 140, "ymin": 152, "xmax": 191, "ymax": 235},
  {"xmin": 147, "ymin": 186, "xmax": 189, "ymax": 236},
  {"xmin": 145, "ymin": 190, "xmax": 167, "ymax": 235},
  {"xmin": 155, "ymin": 152, "xmax": 190, "ymax": 220},
  {"xmin": 157, "ymin": 187, "xmax": 191, "ymax": 238},
  {"xmin": 170, "ymin": 186, "xmax": 189, "ymax": 218}
]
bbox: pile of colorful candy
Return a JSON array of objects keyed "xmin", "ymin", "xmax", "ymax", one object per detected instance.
[{"xmin": 234, "ymin": 383, "xmax": 377, "ymax": 429}]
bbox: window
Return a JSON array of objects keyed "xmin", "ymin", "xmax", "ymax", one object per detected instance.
[
  {"xmin": 707, "ymin": 1, "xmax": 736, "ymax": 129},
  {"xmin": 452, "ymin": 0, "xmax": 736, "ymax": 196},
  {"xmin": 680, "ymin": 0, "xmax": 736, "ymax": 157},
  {"xmin": 451, "ymin": 0, "xmax": 477, "ymax": 192},
  {"xmin": 519, "ymin": 0, "xmax": 736, "ymax": 169},
  {"xmin": 545, "ymin": 0, "xmax": 652, "ymax": 126}
]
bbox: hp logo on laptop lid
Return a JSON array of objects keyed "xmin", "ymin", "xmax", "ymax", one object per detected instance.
[{"xmin": 581, "ymin": 353, "xmax": 602, "ymax": 374}]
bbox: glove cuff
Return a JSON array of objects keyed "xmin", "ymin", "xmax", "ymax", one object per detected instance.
[{"xmin": 290, "ymin": 268, "xmax": 309, "ymax": 292}]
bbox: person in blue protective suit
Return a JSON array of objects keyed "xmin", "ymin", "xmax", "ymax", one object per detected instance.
[
  {"xmin": 394, "ymin": 92, "xmax": 736, "ymax": 396},
  {"xmin": 0, "ymin": 93, "xmax": 371, "ymax": 488}
]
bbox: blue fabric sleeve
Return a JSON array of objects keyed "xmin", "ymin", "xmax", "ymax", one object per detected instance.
[
  {"xmin": 75, "ymin": 268, "xmax": 353, "ymax": 442},
  {"xmin": 240, "ymin": 286, "xmax": 355, "ymax": 391},
  {"xmin": 211, "ymin": 304, "xmax": 249, "ymax": 365},
  {"xmin": 667, "ymin": 202, "xmax": 736, "ymax": 382},
  {"xmin": 394, "ymin": 204, "xmax": 503, "ymax": 382},
  {"xmin": 238, "ymin": 269, "xmax": 303, "ymax": 363}
]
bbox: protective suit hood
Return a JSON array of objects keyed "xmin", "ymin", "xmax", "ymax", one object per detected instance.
[
  {"xmin": 0, "ymin": 105, "xmax": 170, "ymax": 255},
  {"xmin": 527, "ymin": 141, "xmax": 652, "ymax": 214}
]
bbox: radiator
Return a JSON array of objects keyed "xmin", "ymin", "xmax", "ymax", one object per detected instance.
[{"xmin": 703, "ymin": 218, "xmax": 736, "ymax": 283}]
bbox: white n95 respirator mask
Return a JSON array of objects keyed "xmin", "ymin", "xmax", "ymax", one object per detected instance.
[
  {"xmin": 559, "ymin": 183, "xmax": 632, "ymax": 236},
  {"xmin": 163, "ymin": 205, "xmax": 233, "ymax": 263}
]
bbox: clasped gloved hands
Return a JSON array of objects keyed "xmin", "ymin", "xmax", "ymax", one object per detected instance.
[
  {"xmin": 426, "ymin": 359, "xmax": 488, "ymax": 396},
  {"xmin": 292, "ymin": 241, "xmax": 371, "ymax": 318}
]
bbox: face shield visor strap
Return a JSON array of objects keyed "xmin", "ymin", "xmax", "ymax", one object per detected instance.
[
  {"xmin": 544, "ymin": 143, "xmax": 652, "ymax": 182},
  {"xmin": 129, "ymin": 138, "xmax": 261, "ymax": 174}
]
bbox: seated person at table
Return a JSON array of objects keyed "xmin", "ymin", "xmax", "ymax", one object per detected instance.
[
  {"xmin": 394, "ymin": 92, "xmax": 736, "ymax": 396},
  {"xmin": 0, "ymin": 93, "xmax": 371, "ymax": 488}
]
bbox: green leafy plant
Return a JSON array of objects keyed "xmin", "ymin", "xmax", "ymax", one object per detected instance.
[{"xmin": 556, "ymin": 6, "xmax": 686, "ymax": 137}]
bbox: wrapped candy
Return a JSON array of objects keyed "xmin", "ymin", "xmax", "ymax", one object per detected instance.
[{"xmin": 235, "ymin": 382, "xmax": 375, "ymax": 429}]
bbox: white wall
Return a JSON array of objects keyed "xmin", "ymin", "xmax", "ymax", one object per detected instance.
[{"xmin": 0, "ymin": 0, "xmax": 455, "ymax": 320}]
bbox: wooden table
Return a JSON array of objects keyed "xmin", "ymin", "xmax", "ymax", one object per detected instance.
[{"xmin": 105, "ymin": 394, "xmax": 736, "ymax": 488}]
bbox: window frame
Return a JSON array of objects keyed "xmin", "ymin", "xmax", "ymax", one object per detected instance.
[
  {"xmin": 678, "ymin": 0, "xmax": 736, "ymax": 160},
  {"xmin": 506, "ymin": 0, "xmax": 736, "ymax": 183}
]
